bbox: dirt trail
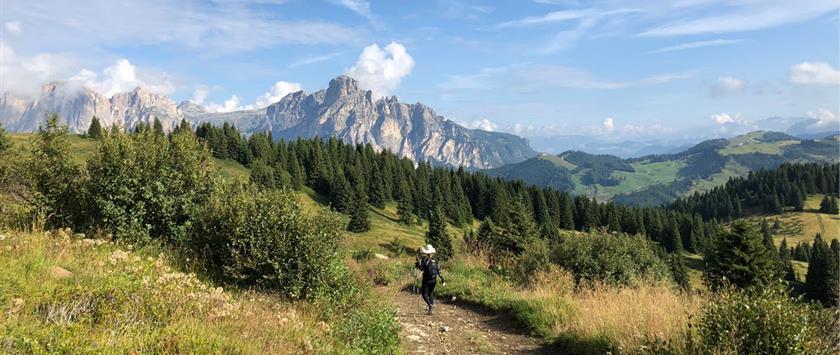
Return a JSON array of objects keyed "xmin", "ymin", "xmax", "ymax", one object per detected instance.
[
  {"xmin": 816, "ymin": 212, "xmax": 826, "ymax": 235},
  {"xmin": 387, "ymin": 285, "xmax": 549, "ymax": 354}
]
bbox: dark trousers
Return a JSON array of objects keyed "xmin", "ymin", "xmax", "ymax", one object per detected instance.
[{"xmin": 421, "ymin": 281, "xmax": 436, "ymax": 307}]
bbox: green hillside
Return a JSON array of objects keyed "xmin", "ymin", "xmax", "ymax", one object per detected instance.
[{"xmin": 486, "ymin": 131, "xmax": 839, "ymax": 205}]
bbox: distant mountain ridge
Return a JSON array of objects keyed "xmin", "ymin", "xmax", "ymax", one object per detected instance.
[
  {"xmin": 487, "ymin": 131, "xmax": 840, "ymax": 205},
  {"xmin": 0, "ymin": 76, "xmax": 536, "ymax": 169}
]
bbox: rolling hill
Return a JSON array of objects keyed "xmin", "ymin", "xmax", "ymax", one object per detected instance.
[{"xmin": 486, "ymin": 131, "xmax": 839, "ymax": 206}]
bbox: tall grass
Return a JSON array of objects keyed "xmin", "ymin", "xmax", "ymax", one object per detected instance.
[
  {"xmin": 438, "ymin": 253, "xmax": 702, "ymax": 354},
  {"xmin": 0, "ymin": 228, "xmax": 397, "ymax": 353}
]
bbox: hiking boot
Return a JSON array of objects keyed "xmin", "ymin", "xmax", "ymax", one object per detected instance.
[{"xmin": 427, "ymin": 305, "xmax": 433, "ymax": 315}]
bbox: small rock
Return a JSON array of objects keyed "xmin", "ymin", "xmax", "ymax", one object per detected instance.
[
  {"xmin": 374, "ymin": 253, "xmax": 389, "ymax": 260},
  {"xmin": 439, "ymin": 326, "xmax": 450, "ymax": 333},
  {"xmin": 407, "ymin": 335, "xmax": 422, "ymax": 342},
  {"xmin": 451, "ymin": 296, "xmax": 457, "ymax": 302},
  {"xmin": 48, "ymin": 266, "xmax": 73, "ymax": 279}
]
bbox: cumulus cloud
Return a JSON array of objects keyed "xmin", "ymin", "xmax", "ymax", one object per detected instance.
[
  {"xmin": 0, "ymin": 41, "xmax": 79, "ymax": 96},
  {"xmin": 790, "ymin": 62, "xmax": 840, "ymax": 86},
  {"xmin": 205, "ymin": 95, "xmax": 253, "ymax": 113},
  {"xmin": 603, "ymin": 117, "xmax": 615, "ymax": 131},
  {"xmin": 709, "ymin": 76, "xmax": 746, "ymax": 97},
  {"xmin": 461, "ymin": 118, "xmax": 498, "ymax": 131},
  {"xmin": 254, "ymin": 81, "xmax": 303, "ymax": 108},
  {"xmin": 4, "ymin": 21, "xmax": 21, "ymax": 34},
  {"xmin": 190, "ymin": 86, "xmax": 209, "ymax": 105},
  {"xmin": 345, "ymin": 42, "xmax": 415, "ymax": 98},
  {"xmin": 69, "ymin": 58, "xmax": 175, "ymax": 97},
  {"xmin": 711, "ymin": 112, "xmax": 742, "ymax": 125},
  {"xmin": 806, "ymin": 108, "xmax": 839, "ymax": 126}
]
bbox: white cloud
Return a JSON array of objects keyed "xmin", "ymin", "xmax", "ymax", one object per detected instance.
[
  {"xmin": 330, "ymin": 0, "xmax": 373, "ymax": 20},
  {"xmin": 5, "ymin": 0, "xmax": 361, "ymax": 54},
  {"xmin": 709, "ymin": 76, "xmax": 746, "ymax": 96},
  {"xmin": 205, "ymin": 95, "xmax": 253, "ymax": 113},
  {"xmin": 345, "ymin": 42, "xmax": 415, "ymax": 98},
  {"xmin": 4, "ymin": 21, "xmax": 22, "ymax": 34},
  {"xmin": 649, "ymin": 38, "xmax": 742, "ymax": 53},
  {"xmin": 640, "ymin": 1, "xmax": 838, "ymax": 36},
  {"xmin": 0, "ymin": 41, "xmax": 79, "ymax": 96},
  {"xmin": 255, "ymin": 80, "xmax": 303, "ymax": 108},
  {"xmin": 497, "ymin": 9, "xmax": 593, "ymax": 28},
  {"xmin": 461, "ymin": 118, "xmax": 498, "ymax": 131},
  {"xmin": 603, "ymin": 117, "xmax": 615, "ymax": 131},
  {"xmin": 790, "ymin": 62, "xmax": 840, "ymax": 86},
  {"xmin": 288, "ymin": 52, "xmax": 342, "ymax": 68},
  {"xmin": 440, "ymin": 64, "xmax": 693, "ymax": 92},
  {"xmin": 191, "ymin": 86, "xmax": 210, "ymax": 105},
  {"xmin": 806, "ymin": 108, "xmax": 839, "ymax": 126},
  {"xmin": 711, "ymin": 112, "xmax": 741, "ymax": 125},
  {"xmin": 70, "ymin": 58, "xmax": 175, "ymax": 97}
]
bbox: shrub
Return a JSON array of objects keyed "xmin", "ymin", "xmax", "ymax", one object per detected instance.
[
  {"xmin": 550, "ymin": 232, "xmax": 671, "ymax": 286},
  {"xmin": 352, "ymin": 247, "xmax": 375, "ymax": 262},
  {"xmin": 695, "ymin": 285, "xmax": 821, "ymax": 354},
  {"xmin": 190, "ymin": 182, "xmax": 345, "ymax": 300},
  {"xmin": 86, "ymin": 129, "xmax": 215, "ymax": 244}
]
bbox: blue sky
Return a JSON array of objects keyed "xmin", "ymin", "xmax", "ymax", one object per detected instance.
[{"xmin": 2, "ymin": 0, "xmax": 839, "ymax": 143}]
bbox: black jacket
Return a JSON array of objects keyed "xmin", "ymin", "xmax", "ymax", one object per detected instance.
[{"xmin": 415, "ymin": 257, "xmax": 444, "ymax": 284}]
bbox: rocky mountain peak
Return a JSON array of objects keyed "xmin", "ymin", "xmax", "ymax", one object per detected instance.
[{"xmin": 325, "ymin": 75, "xmax": 365, "ymax": 104}]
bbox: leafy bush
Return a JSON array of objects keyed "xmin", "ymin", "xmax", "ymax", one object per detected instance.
[
  {"xmin": 550, "ymin": 232, "xmax": 671, "ymax": 286},
  {"xmin": 352, "ymin": 247, "xmax": 375, "ymax": 262},
  {"xmin": 86, "ymin": 129, "xmax": 215, "ymax": 244},
  {"xmin": 695, "ymin": 285, "xmax": 824, "ymax": 354},
  {"xmin": 190, "ymin": 182, "xmax": 346, "ymax": 300}
]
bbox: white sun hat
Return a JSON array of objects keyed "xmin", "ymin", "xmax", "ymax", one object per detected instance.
[{"xmin": 420, "ymin": 244, "xmax": 436, "ymax": 254}]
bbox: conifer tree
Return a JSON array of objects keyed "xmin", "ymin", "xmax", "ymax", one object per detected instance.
[
  {"xmin": 368, "ymin": 166, "xmax": 387, "ymax": 209},
  {"xmin": 704, "ymin": 221, "xmax": 777, "ymax": 290},
  {"xmin": 87, "ymin": 117, "xmax": 104, "ymax": 139},
  {"xmin": 425, "ymin": 204, "xmax": 452, "ymax": 260},
  {"xmin": 347, "ymin": 177, "xmax": 371, "ymax": 233},
  {"xmin": 333, "ymin": 172, "xmax": 353, "ymax": 213},
  {"xmin": 286, "ymin": 152, "xmax": 305, "ymax": 190},
  {"xmin": 778, "ymin": 238, "xmax": 797, "ymax": 282},
  {"xmin": 153, "ymin": 118, "xmax": 165, "ymax": 136},
  {"xmin": 559, "ymin": 194, "xmax": 575, "ymax": 230},
  {"xmin": 805, "ymin": 234, "xmax": 839, "ymax": 305},
  {"xmin": 819, "ymin": 195, "xmax": 839, "ymax": 214},
  {"xmin": 396, "ymin": 180, "xmax": 414, "ymax": 225},
  {"xmin": 670, "ymin": 253, "xmax": 690, "ymax": 291},
  {"xmin": 792, "ymin": 186, "xmax": 805, "ymax": 212}
]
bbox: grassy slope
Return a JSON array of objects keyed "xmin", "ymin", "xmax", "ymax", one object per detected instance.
[{"xmin": 0, "ymin": 230, "xmax": 346, "ymax": 353}]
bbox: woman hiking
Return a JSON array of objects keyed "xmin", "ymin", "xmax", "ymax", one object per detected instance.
[{"xmin": 415, "ymin": 244, "xmax": 445, "ymax": 315}]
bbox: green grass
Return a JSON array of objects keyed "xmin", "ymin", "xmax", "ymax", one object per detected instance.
[
  {"xmin": 719, "ymin": 140, "xmax": 799, "ymax": 155},
  {"xmin": 0, "ymin": 229, "xmax": 357, "ymax": 353}
]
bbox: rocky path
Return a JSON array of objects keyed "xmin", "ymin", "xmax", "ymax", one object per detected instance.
[{"xmin": 387, "ymin": 286, "xmax": 547, "ymax": 354}]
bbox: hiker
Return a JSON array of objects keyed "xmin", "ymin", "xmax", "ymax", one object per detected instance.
[{"xmin": 415, "ymin": 244, "xmax": 445, "ymax": 315}]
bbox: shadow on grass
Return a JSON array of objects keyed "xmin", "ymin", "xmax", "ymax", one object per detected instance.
[
  {"xmin": 683, "ymin": 254, "xmax": 705, "ymax": 273},
  {"xmin": 370, "ymin": 207, "xmax": 400, "ymax": 223}
]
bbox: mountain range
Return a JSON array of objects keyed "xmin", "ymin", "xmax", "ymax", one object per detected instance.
[
  {"xmin": 0, "ymin": 76, "xmax": 535, "ymax": 169},
  {"xmin": 487, "ymin": 131, "xmax": 840, "ymax": 205}
]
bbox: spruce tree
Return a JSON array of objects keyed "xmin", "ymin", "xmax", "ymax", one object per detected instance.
[
  {"xmin": 670, "ymin": 253, "xmax": 691, "ymax": 291},
  {"xmin": 820, "ymin": 195, "xmax": 839, "ymax": 214},
  {"xmin": 87, "ymin": 117, "xmax": 104, "ymax": 139},
  {"xmin": 396, "ymin": 180, "xmax": 414, "ymax": 225},
  {"xmin": 559, "ymin": 194, "xmax": 575, "ymax": 230},
  {"xmin": 347, "ymin": 178, "xmax": 371, "ymax": 233},
  {"xmin": 153, "ymin": 117, "xmax": 164, "ymax": 136},
  {"xmin": 704, "ymin": 221, "xmax": 777, "ymax": 291},
  {"xmin": 663, "ymin": 219, "xmax": 683, "ymax": 253},
  {"xmin": 792, "ymin": 186, "xmax": 805, "ymax": 212},
  {"xmin": 805, "ymin": 234, "xmax": 839, "ymax": 305},
  {"xmin": 333, "ymin": 172, "xmax": 353, "ymax": 213},
  {"xmin": 368, "ymin": 166, "xmax": 387, "ymax": 209},
  {"xmin": 425, "ymin": 205, "xmax": 452, "ymax": 261}
]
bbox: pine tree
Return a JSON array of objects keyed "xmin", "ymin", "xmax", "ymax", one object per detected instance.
[
  {"xmin": 87, "ymin": 117, "xmax": 104, "ymax": 139},
  {"xmin": 333, "ymin": 172, "xmax": 353, "ymax": 213},
  {"xmin": 347, "ymin": 178, "xmax": 371, "ymax": 233},
  {"xmin": 778, "ymin": 238, "xmax": 797, "ymax": 282},
  {"xmin": 663, "ymin": 219, "xmax": 683, "ymax": 253},
  {"xmin": 820, "ymin": 195, "xmax": 839, "ymax": 214},
  {"xmin": 792, "ymin": 186, "xmax": 805, "ymax": 212},
  {"xmin": 704, "ymin": 221, "xmax": 778, "ymax": 291},
  {"xmin": 805, "ymin": 234, "xmax": 839, "ymax": 305},
  {"xmin": 425, "ymin": 205, "xmax": 452, "ymax": 261},
  {"xmin": 396, "ymin": 180, "xmax": 414, "ymax": 225},
  {"xmin": 286, "ymin": 152, "xmax": 305, "ymax": 190},
  {"xmin": 559, "ymin": 194, "xmax": 575, "ymax": 230},
  {"xmin": 368, "ymin": 166, "xmax": 387, "ymax": 209},
  {"xmin": 153, "ymin": 118, "xmax": 165, "ymax": 136},
  {"xmin": 670, "ymin": 253, "xmax": 691, "ymax": 291}
]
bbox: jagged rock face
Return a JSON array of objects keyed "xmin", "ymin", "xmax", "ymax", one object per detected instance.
[
  {"xmin": 2, "ymin": 76, "xmax": 536, "ymax": 169},
  {"xmin": 189, "ymin": 75, "xmax": 537, "ymax": 168},
  {"xmin": 1, "ymin": 82, "xmax": 182, "ymax": 133}
]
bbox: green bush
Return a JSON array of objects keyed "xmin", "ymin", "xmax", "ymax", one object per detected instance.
[
  {"xmin": 352, "ymin": 247, "xmax": 375, "ymax": 262},
  {"xmin": 550, "ymin": 232, "xmax": 671, "ymax": 286},
  {"xmin": 695, "ymin": 285, "xmax": 822, "ymax": 354},
  {"xmin": 191, "ymin": 182, "xmax": 346, "ymax": 300},
  {"xmin": 86, "ymin": 129, "xmax": 215, "ymax": 244}
]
